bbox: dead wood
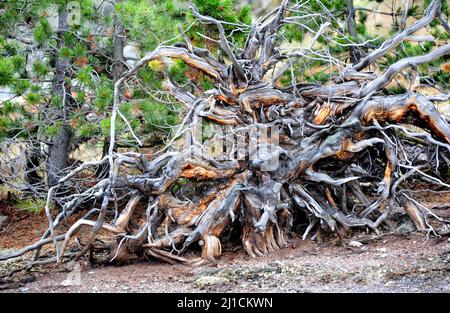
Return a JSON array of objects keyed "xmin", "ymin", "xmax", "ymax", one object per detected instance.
[{"xmin": 1, "ymin": 0, "xmax": 449, "ymax": 267}]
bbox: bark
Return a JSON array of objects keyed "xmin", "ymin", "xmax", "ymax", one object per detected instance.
[
  {"xmin": 24, "ymin": 146, "xmax": 42, "ymax": 187},
  {"xmin": 46, "ymin": 5, "xmax": 72, "ymax": 187},
  {"xmin": 345, "ymin": 0, "xmax": 361, "ymax": 64},
  {"xmin": 112, "ymin": 0, "xmax": 125, "ymax": 81}
]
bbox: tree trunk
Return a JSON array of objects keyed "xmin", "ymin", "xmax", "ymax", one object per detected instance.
[
  {"xmin": 46, "ymin": 125, "xmax": 72, "ymax": 187},
  {"xmin": 112, "ymin": 0, "xmax": 125, "ymax": 80},
  {"xmin": 24, "ymin": 146, "xmax": 42, "ymax": 188},
  {"xmin": 346, "ymin": 0, "xmax": 361, "ymax": 64},
  {"xmin": 46, "ymin": 5, "xmax": 72, "ymax": 187}
]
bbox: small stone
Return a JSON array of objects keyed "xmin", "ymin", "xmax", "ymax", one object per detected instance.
[
  {"xmin": 194, "ymin": 275, "xmax": 230, "ymax": 287},
  {"xmin": 349, "ymin": 240, "xmax": 363, "ymax": 248},
  {"xmin": 100, "ymin": 2, "xmax": 114, "ymax": 17},
  {"xmin": 395, "ymin": 219, "xmax": 415, "ymax": 236},
  {"xmin": 0, "ymin": 215, "xmax": 7, "ymax": 230},
  {"xmin": 377, "ymin": 247, "xmax": 387, "ymax": 253},
  {"xmin": 268, "ymin": 261, "xmax": 283, "ymax": 267},
  {"xmin": 61, "ymin": 279, "xmax": 77, "ymax": 287}
]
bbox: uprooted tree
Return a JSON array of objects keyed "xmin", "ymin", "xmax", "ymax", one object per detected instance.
[{"xmin": 2, "ymin": 0, "xmax": 450, "ymax": 267}]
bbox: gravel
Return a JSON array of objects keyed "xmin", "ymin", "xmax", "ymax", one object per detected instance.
[{"xmin": 1, "ymin": 233, "xmax": 448, "ymax": 293}]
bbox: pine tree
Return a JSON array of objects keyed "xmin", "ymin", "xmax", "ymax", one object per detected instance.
[{"xmin": 0, "ymin": 0, "xmax": 252, "ymax": 200}]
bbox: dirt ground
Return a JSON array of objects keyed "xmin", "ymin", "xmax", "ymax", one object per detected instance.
[
  {"xmin": 1, "ymin": 230, "xmax": 449, "ymax": 293},
  {"xmin": 0, "ymin": 234, "xmax": 449, "ymax": 293},
  {"xmin": 0, "ymin": 196, "xmax": 449, "ymax": 293}
]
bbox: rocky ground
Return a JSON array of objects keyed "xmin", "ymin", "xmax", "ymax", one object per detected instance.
[
  {"xmin": 0, "ymin": 232, "xmax": 449, "ymax": 293},
  {"xmin": 0, "ymin": 196, "xmax": 449, "ymax": 293}
]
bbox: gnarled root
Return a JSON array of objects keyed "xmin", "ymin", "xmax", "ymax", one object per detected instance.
[{"xmin": 2, "ymin": 0, "xmax": 449, "ymax": 268}]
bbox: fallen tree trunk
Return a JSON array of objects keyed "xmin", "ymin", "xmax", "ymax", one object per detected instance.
[{"xmin": 1, "ymin": 0, "xmax": 449, "ymax": 267}]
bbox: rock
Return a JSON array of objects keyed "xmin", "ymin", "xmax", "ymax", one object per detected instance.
[
  {"xmin": 194, "ymin": 275, "xmax": 230, "ymax": 288},
  {"xmin": 124, "ymin": 44, "xmax": 140, "ymax": 67},
  {"xmin": 349, "ymin": 240, "xmax": 363, "ymax": 248},
  {"xmin": 61, "ymin": 278, "xmax": 78, "ymax": 287},
  {"xmin": 241, "ymin": 0, "xmax": 276, "ymax": 17},
  {"xmin": 100, "ymin": 2, "xmax": 115, "ymax": 17},
  {"xmin": 395, "ymin": 218, "xmax": 415, "ymax": 236},
  {"xmin": 0, "ymin": 87, "xmax": 13, "ymax": 102},
  {"xmin": 268, "ymin": 260, "xmax": 284, "ymax": 267},
  {"xmin": 376, "ymin": 247, "xmax": 387, "ymax": 253},
  {"xmin": 26, "ymin": 50, "xmax": 46, "ymax": 78},
  {"xmin": 46, "ymin": 5, "xmax": 59, "ymax": 31},
  {"xmin": 0, "ymin": 215, "xmax": 7, "ymax": 230}
]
